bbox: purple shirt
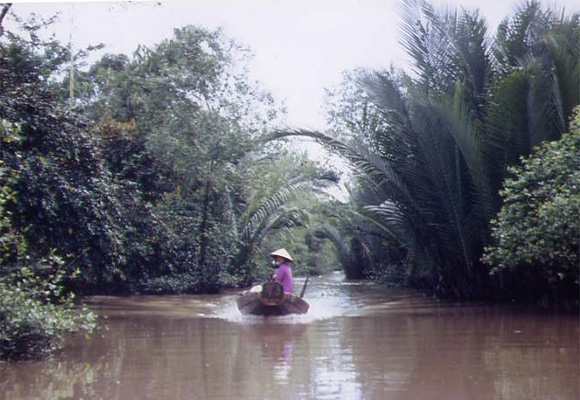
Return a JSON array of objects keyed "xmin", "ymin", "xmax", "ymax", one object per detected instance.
[{"xmin": 274, "ymin": 262, "xmax": 293, "ymax": 294}]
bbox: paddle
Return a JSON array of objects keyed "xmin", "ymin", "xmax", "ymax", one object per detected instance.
[{"xmin": 299, "ymin": 275, "xmax": 309, "ymax": 298}]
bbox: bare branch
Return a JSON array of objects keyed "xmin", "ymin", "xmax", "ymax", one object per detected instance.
[{"xmin": 0, "ymin": 3, "xmax": 12, "ymax": 37}]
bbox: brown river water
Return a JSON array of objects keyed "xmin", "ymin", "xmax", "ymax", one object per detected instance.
[{"xmin": 0, "ymin": 272, "xmax": 578, "ymax": 400}]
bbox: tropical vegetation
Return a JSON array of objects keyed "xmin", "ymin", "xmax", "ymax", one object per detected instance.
[
  {"xmin": 1, "ymin": 0, "xmax": 579, "ymax": 359},
  {"xmin": 0, "ymin": 6, "xmax": 333, "ymax": 358},
  {"xmin": 483, "ymin": 108, "xmax": 580, "ymax": 303},
  {"xmin": 273, "ymin": 0, "xmax": 580, "ymax": 301}
]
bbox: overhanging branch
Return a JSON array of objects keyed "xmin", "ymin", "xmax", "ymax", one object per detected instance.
[{"xmin": 0, "ymin": 3, "xmax": 12, "ymax": 37}]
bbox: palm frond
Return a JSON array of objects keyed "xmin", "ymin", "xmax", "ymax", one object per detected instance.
[
  {"xmin": 312, "ymin": 224, "xmax": 351, "ymax": 270},
  {"xmin": 252, "ymin": 207, "xmax": 308, "ymax": 248},
  {"xmin": 545, "ymin": 14, "xmax": 580, "ymax": 123},
  {"xmin": 400, "ymin": 0, "xmax": 461, "ymax": 93},
  {"xmin": 493, "ymin": 1, "xmax": 553, "ymax": 74},
  {"xmin": 265, "ymin": 129, "xmax": 422, "ymax": 215},
  {"xmin": 241, "ymin": 180, "xmax": 310, "ymax": 242}
]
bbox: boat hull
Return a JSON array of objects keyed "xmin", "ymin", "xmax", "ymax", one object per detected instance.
[{"xmin": 236, "ymin": 292, "xmax": 309, "ymax": 316}]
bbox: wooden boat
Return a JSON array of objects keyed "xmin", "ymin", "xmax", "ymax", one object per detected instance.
[{"xmin": 237, "ymin": 281, "xmax": 309, "ymax": 316}]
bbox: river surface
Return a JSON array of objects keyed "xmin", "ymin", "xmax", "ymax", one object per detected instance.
[{"xmin": 0, "ymin": 272, "xmax": 578, "ymax": 400}]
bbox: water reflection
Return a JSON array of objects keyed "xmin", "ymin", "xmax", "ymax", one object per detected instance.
[
  {"xmin": 0, "ymin": 275, "xmax": 578, "ymax": 400},
  {"xmin": 238, "ymin": 323, "xmax": 306, "ymax": 383}
]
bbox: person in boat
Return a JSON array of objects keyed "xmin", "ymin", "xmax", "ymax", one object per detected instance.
[
  {"xmin": 238, "ymin": 248, "xmax": 309, "ymax": 315},
  {"xmin": 270, "ymin": 248, "xmax": 294, "ymax": 295}
]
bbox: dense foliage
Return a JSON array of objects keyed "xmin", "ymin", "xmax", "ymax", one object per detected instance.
[
  {"xmin": 1, "ymin": 0, "xmax": 579, "ymax": 360},
  {"xmin": 0, "ymin": 265, "xmax": 97, "ymax": 359},
  {"xmin": 0, "ymin": 19, "xmax": 134, "ymax": 291},
  {"xmin": 0, "ymin": 10, "xmax": 335, "ymax": 358},
  {"xmin": 0, "ymin": 12, "xmax": 332, "ymax": 296},
  {"xmin": 275, "ymin": 0, "xmax": 579, "ymax": 302},
  {"xmin": 0, "ymin": 159, "xmax": 95, "ymax": 360},
  {"xmin": 483, "ymin": 108, "xmax": 580, "ymax": 301}
]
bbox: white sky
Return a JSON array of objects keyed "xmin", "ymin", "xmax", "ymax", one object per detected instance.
[{"xmin": 7, "ymin": 0, "xmax": 578, "ymax": 130}]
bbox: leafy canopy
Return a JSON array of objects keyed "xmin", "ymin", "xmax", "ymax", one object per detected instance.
[{"xmin": 483, "ymin": 108, "xmax": 580, "ymax": 284}]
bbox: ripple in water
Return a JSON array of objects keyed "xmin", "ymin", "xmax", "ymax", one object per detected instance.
[
  {"xmin": 214, "ymin": 272, "xmax": 380, "ymax": 324},
  {"xmin": 87, "ymin": 272, "xmax": 420, "ymax": 324}
]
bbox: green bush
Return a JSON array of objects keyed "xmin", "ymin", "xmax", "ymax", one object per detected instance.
[
  {"xmin": 483, "ymin": 108, "xmax": 580, "ymax": 295},
  {"xmin": 0, "ymin": 161, "xmax": 96, "ymax": 360},
  {"xmin": 0, "ymin": 264, "xmax": 97, "ymax": 360}
]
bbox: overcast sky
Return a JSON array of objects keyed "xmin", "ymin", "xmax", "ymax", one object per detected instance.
[{"xmin": 8, "ymin": 0, "xmax": 578, "ymax": 131}]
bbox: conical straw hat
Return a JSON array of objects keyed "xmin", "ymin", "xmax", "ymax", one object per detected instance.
[{"xmin": 270, "ymin": 248, "xmax": 293, "ymax": 262}]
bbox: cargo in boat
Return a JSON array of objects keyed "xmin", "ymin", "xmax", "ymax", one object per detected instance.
[{"xmin": 236, "ymin": 281, "xmax": 309, "ymax": 316}]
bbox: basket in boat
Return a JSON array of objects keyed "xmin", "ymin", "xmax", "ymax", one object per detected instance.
[{"xmin": 260, "ymin": 281, "xmax": 285, "ymax": 306}]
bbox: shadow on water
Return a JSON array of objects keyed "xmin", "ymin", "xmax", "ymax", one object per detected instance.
[{"xmin": 0, "ymin": 271, "xmax": 578, "ymax": 400}]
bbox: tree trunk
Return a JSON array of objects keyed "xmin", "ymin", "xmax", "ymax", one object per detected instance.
[{"xmin": 197, "ymin": 176, "xmax": 212, "ymax": 269}]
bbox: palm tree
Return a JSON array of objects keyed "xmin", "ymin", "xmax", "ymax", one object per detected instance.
[
  {"xmin": 486, "ymin": 2, "xmax": 580, "ymax": 206},
  {"xmin": 268, "ymin": 0, "xmax": 580, "ymax": 298},
  {"xmin": 229, "ymin": 155, "xmax": 339, "ymax": 284}
]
